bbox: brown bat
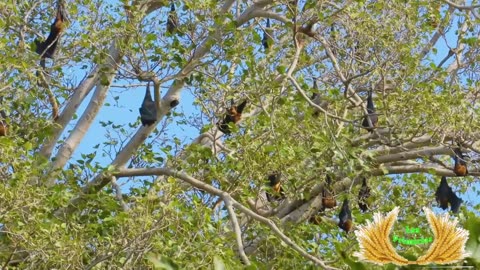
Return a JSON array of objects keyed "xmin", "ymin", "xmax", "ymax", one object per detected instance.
[
  {"xmin": 166, "ymin": 2, "xmax": 178, "ymax": 34},
  {"xmin": 358, "ymin": 177, "xmax": 371, "ymax": 212},
  {"xmin": 266, "ymin": 172, "xmax": 285, "ymax": 202},
  {"xmin": 217, "ymin": 100, "xmax": 247, "ymax": 134},
  {"xmin": 453, "ymin": 148, "xmax": 468, "ymax": 176},
  {"xmin": 35, "ymin": 1, "xmax": 66, "ymax": 61},
  {"xmin": 338, "ymin": 198, "xmax": 353, "ymax": 233},
  {"xmin": 322, "ymin": 175, "xmax": 336, "ymax": 209}
]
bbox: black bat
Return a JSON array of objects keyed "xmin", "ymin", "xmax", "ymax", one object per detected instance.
[
  {"xmin": 262, "ymin": 18, "xmax": 273, "ymax": 50},
  {"xmin": 435, "ymin": 176, "xmax": 450, "ymax": 210},
  {"xmin": 217, "ymin": 100, "xmax": 247, "ymax": 134},
  {"xmin": 358, "ymin": 177, "xmax": 371, "ymax": 212},
  {"xmin": 361, "ymin": 90, "xmax": 378, "ymax": 132},
  {"xmin": 35, "ymin": 1, "xmax": 66, "ymax": 60},
  {"xmin": 449, "ymin": 190, "xmax": 463, "ymax": 213},
  {"xmin": 139, "ymin": 83, "xmax": 157, "ymax": 126},
  {"xmin": 453, "ymin": 148, "xmax": 468, "ymax": 176},
  {"xmin": 166, "ymin": 2, "xmax": 178, "ymax": 34},
  {"xmin": 311, "ymin": 80, "xmax": 328, "ymax": 117},
  {"xmin": 338, "ymin": 198, "xmax": 353, "ymax": 233}
]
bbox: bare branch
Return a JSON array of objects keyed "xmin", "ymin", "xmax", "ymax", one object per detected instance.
[{"xmin": 224, "ymin": 198, "xmax": 250, "ymax": 265}]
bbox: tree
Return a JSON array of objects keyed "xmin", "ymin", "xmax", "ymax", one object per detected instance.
[{"xmin": 0, "ymin": 0, "xmax": 479, "ymax": 268}]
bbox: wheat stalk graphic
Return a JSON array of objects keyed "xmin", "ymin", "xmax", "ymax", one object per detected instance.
[
  {"xmin": 415, "ymin": 207, "xmax": 471, "ymax": 264},
  {"xmin": 354, "ymin": 207, "xmax": 470, "ymax": 265},
  {"xmin": 353, "ymin": 207, "xmax": 409, "ymax": 265}
]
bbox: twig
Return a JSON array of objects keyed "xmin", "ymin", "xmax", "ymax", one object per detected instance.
[
  {"xmin": 111, "ymin": 176, "xmax": 129, "ymax": 211},
  {"xmin": 224, "ymin": 198, "xmax": 250, "ymax": 265}
]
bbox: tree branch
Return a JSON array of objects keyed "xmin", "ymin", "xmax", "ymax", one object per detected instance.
[
  {"xmin": 113, "ymin": 168, "xmax": 339, "ymax": 269},
  {"xmin": 224, "ymin": 198, "xmax": 250, "ymax": 265}
]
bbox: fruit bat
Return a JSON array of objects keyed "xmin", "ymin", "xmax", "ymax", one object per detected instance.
[
  {"xmin": 361, "ymin": 90, "xmax": 378, "ymax": 132},
  {"xmin": 266, "ymin": 173, "xmax": 285, "ymax": 202},
  {"xmin": 139, "ymin": 83, "xmax": 157, "ymax": 126},
  {"xmin": 449, "ymin": 190, "xmax": 463, "ymax": 213},
  {"xmin": 435, "ymin": 176, "xmax": 450, "ymax": 210},
  {"xmin": 311, "ymin": 80, "xmax": 328, "ymax": 117},
  {"xmin": 35, "ymin": 1, "xmax": 66, "ymax": 61},
  {"xmin": 358, "ymin": 177, "xmax": 371, "ymax": 212},
  {"xmin": 217, "ymin": 100, "xmax": 247, "ymax": 134},
  {"xmin": 0, "ymin": 110, "xmax": 7, "ymax": 136},
  {"xmin": 262, "ymin": 18, "xmax": 273, "ymax": 50},
  {"xmin": 453, "ymin": 148, "xmax": 468, "ymax": 176},
  {"xmin": 338, "ymin": 198, "xmax": 353, "ymax": 233},
  {"xmin": 322, "ymin": 175, "xmax": 336, "ymax": 209},
  {"xmin": 166, "ymin": 2, "xmax": 178, "ymax": 34}
]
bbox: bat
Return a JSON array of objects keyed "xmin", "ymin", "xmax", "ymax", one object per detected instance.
[
  {"xmin": 453, "ymin": 148, "xmax": 468, "ymax": 176},
  {"xmin": 217, "ymin": 100, "xmax": 247, "ymax": 134},
  {"xmin": 35, "ymin": 1, "xmax": 66, "ymax": 60},
  {"xmin": 262, "ymin": 18, "xmax": 273, "ymax": 50},
  {"xmin": 0, "ymin": 110, "xmax": 7, "ymax": 136},
  {"xmin": 266, "ymin": 173, "xmax": 285, "ymax": 202},
  {"xmin": 322, "ymin": 175, "xmax": 336, "ymax": 209},
  {"xmin": 139, "ymin": 82, "xmax": 157, "ymax": 126},
  {"xmin": 358, "ymin": 177, "xmax": 371, "ymax": 212},
  {"xmin": 449, "ymin": 190, "xmax": 463, "ymax": 213},
  {"xmin": 166, "ymin": 2, "xmax": 178, "ymax": 34},
  {"xmin": 361, "ymin": 90, "xmax": 378, "ymax": 132},
  {"xmin": 435, "ymin": 176, "xmax": 450, "ymax": 210},
  {"xmin": 311, "ymin": 79, "xmax": 328, "ymax": 117},
  {"xmin": 338, "ymin": 198, "xmax": 353, "ymax": 233}
]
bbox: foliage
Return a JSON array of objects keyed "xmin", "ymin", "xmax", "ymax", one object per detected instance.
[{"xmin": 0, "ymin": 0, "xmax": 479, "ymax": 269}]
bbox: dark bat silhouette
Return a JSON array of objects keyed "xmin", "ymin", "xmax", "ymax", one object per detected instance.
[
  {"xmin": 435, "ymin": 176, "xmax": 450, "ymax": 210},
  {"xmin": 166, "ymin": 2, "xmax": 178, "ymax": 34},
  {"xmin": 262, "ymin": 18, "xmax": 273, "ymax": 50},
  {"xmin": 338, "ymin": 198, "xmax": 353, "ymax": 233},
  {"xmin": 35, "ymin": 1, "xmax": 66, "ymax": 60},
  {"xmin": 449, "ymin": 190, "xmax": 463, "ymax": 213},
  {"xmin": 322, "ymin": 175, "xmax": 336, "ymax": 209},
  {"xmin": 217, "ymin": 100, "xmax": 247, "ymax": 134},
  {"xmin": 361, "ymin": 90, "xmax": 378, "ymax": 132},
  {"xmin": 435, "ymin": 176, "xmax": 463, "ymax": 213},
  {"xmin": 453, "ymin": 148, "xmax": 468, "ymax": 176},
  {"xmin": 311, "ymin": 80, "xmax": 328, "ymax": 117},
  {"xmin": 139, "ymin": 83, "xmax": 157, "ymax": 126},
  {"xmin": 358, "ymin": 177, "xmax": 371, "ymax": 212},
  {"xmin": 266, "ymin": 173, "xmax": 285, "ymax": 202}
]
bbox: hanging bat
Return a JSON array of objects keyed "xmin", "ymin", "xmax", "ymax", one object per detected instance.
[
  {"xmin": 338, "ymin": 198, "xmax": 353, "ymax": 233},
  {"xmin": 217, "ymin": 100, "xmax": 247, "ymax": 134},
  {"xmin": 0, "ymin": 110, "xmax": 7, "ymax": 136},
  {"xmin": 139, "ymin": 82, "xmax": 157, "ymax": 126},
  {"xmin": 35, "ymin": 1, "xmax": 66, "ymax": 61},
  {"xmin": 453, "ymin": 148, "xmax": 468, "ymax": 176},
  {"xmin": 435, "ymin": 176, "xmax": 450, "ymax": 210},
  {"xmin": 311, "ymin": 79, "xmax": 328, "ymax": 117},
  {"xmin": 262, "ymin": 18, "xmax": 273, "ymax": 50},
  {"xmin": 322, "ymin": 175, "xmax": 336, "ymax": 209},
  {"xmin": 361, "ymin": 90, "xmax": 378, "ymax": 132},
  {"xmin": 449, "ymin": 190, "xmax": 463, "ymax": 213},
  {"xmin": 166, "ymin": 2, "xmax": 178, "ymax": 34},
  {"xmin": 266, "ymin": 173, "xmax": 285, "ymax": 202},
  {"xmin": 358, "ymin": 177, "xmax": 371, "ymax": 212}
]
